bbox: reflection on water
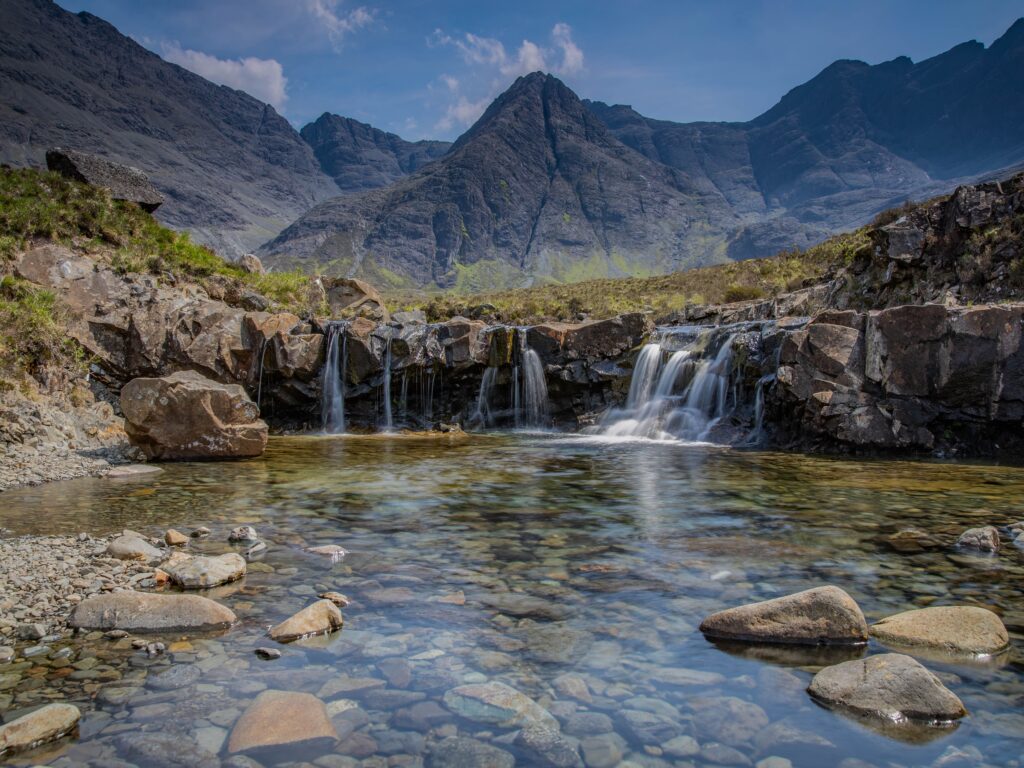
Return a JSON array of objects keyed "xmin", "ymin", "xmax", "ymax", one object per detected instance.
[{"xmin": 2, "ymin": 434, "xmax": 1024, "ymax": 767}]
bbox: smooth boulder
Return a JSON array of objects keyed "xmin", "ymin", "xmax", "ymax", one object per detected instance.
[
  {"xmin": 121, "ymin": 370, "xmax": 268, "ymax": 460},
  {"xmin": 442, "ymin": 681, "xmax": 559, "ymax": 730},
  {"xmin": 106, "ymin": 534, "xmax": 164, "ymax": 563},
  {"xmin": 0, "ymin": 703, "xmax": 80, "ymax": 755},
  {"xmin": 808, "ymin": 654, "xmax": 966, "ymax": 722},
  {"xmin": 161, "ymin": 552, "xmax": 246, "ymax": 589},
  {"xmin": 228, "ymin": 690, "xmax": 337, "ymax": 754},
  {"xmin": 957, "ymin": 526, "xmax": 1000, "ymax": 552},
  {"xmin": 870, "ymin": 606, "xmax": 1009, "ymax": 656},
  {"xmin": 700, "ymin": 586, "xmax": 868, "ymax": 645},
  {"xmin": 268, "ymin": 600, "xmax": 343, "ymax": 642},
  {"xmin": 69, "ymin": 592, "xmax": 236, "ymax": 632}
]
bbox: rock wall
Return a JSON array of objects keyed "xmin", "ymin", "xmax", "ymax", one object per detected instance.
[{"xmin": 770, "ymin": 304, "xmax": 1024, "ymax": 455}]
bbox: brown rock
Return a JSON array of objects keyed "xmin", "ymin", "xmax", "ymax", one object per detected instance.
[
  {"xmin": 227, "ymin": 690, "xmax": 337, "ymax": 753},
  {"xmin": 68, "ymin": 592, "xmax": 236, "ymax": 632},
  {"xmin": 268, "ymin": 600, "xmax": 343, "ymax": 642},
  {"xmin": 699, "ymin": 586, "xmax": 868, "ymax": 645},
  {"xmin": 0, "ymin": 702, "xmax": 80, "ymax": 756},
  {"xmin": 870, "ymin": 606, "xmax": 1009, "ymax": 656},
  {"xmin": 121, "ymin": 370, "xmax": 268, "ymax": 460},
  {"xmin": 164, "ymin": 529, "xmax": 188, "ymax": 547}
]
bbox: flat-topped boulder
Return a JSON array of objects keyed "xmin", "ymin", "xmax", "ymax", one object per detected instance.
[
  {"xmin": 700, "ymin": 586, "xmax": 868, "ymax": 645},
  {"xmin": 0, "ymin": 702, "xmax": 80, "ymax": 756},
  {"xmin": 68, "ymin": 592, "xmax": 236, "ymax": 632},
  {"xmin": 160, "ymin": 552, "xmax": 246, "ymax": 589},
  {"xmin": 46, "ymin": 148, "xmax": 164, "ymax": 211},
  {"xmin": 870, "ymin": 606, "xmax": 1009, "ymax": 656},
  {"xmin": 808, "ymin": 653, "xmax": 966, "ymax": 722},
  {"xmin": 121, "ymin": 370, "xmax": 268, "ymax": 460},
  {"xmin": 228, "ymin": 690, "xmax": 337, "ymax": 754}
]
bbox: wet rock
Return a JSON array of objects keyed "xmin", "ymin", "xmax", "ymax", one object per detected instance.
[
  {"xmin": 115, "ymin": 732, "xmax": 219, "ymax": 768},
  {"xmin": 149, "ymin": 664, "xmax": 202, "ymax": 690},
  {"xmin": 393, "ymin": 701, "xmax": 450, "ymax": 732},
  {"xmin": 956, "ymin": 526, "xmax": 1000, "ymax": 552},
  {"xmin": 691, "ymin": 696, "xmax": 770, "ymax": 747},
  {"xmin": 516, "ymin": 723, "xmax": 583, "ymax": 767},
  {"xmin": 661, "ymin": 735, "xmax": 700, "ymax": 758},
  {"xmin": 255, "ymin": 647, "xmax": 282, "ymax": 660},
  {"xmin": 699, "ymin": 586, "xmax": 868, "ymax": 645},
  {"xmin": 442, "ymin": 681, "xmax": 558, "ymax": 730},
  {"xmin": 618, "ymin": 708, "xmax": 682, "ymax": 744},
  {"xmin": 563, "ymin": 712, "xmax": 613, "ymax": 737},
  {"xmin": 268, "ymin": 599, "xmax": 343, "ymax": 642},
  {"xmin": 228, "ymin": 690, "xmax": 337, "ymax": 753},
  {"xmin": 106, "ymin": 464, "xmax": 163, "ymax": 479},
  {"xmin": 427, "ymin": 736, "xmax": 515, "ymax": 768},
  {"xmin": 324, "ymin": 277, "xmax": 389, "ymax": 323},
  {"xmin": 0, "ymin": 647, "xmax": 13, "ymax": 663},
  {"xmin": 516, "ymin": 624, "xmax": 593, "ymax": 663},
  {"xmin": 336, "ymin": 731, "xmax": 378, "ymax": 757},
  {"xmin": 579, "ymin": 733, "xmax": 626, "ymax": 768},
  {"xmin": 701, "ymin": 742, "xmax": 753, "ymax": 766},
  {"xmin": 307, "ymin": 544, "xmax": 347, "ymax": 560},
  {"xmin": 121, "ymin": 370, "xmax": 268, "ymax": 460},
  {"xmin": 751, "ymin": 719, "xmax": 836, "ymax": 764},
  {"xmin": 106, "ymin": 534, "xmax": 164, "ymax": 563},
  {"xmin": 870, "ymin": 606, "xmax": 1009, "ymax": 656},
  {"xmin": 191, "ymin": 526, "xmax": 212, "ymax": 538},
  {"xmin": 0, "ymin": 702, "xmax": 80, "ymax": 755},
  {"xmin": 807, "ymin": 653, "xmax": 966, "ymax": 722},
  {"xmin": 481, "ymin": 593, "xmax": 568, "ymax": 621},
  {"xmin": 319, "ymin": 591, "xmax": 351, "ymax": 607},
  {"xmin": 164, "ymin": 529, "xmax": 188, "ymax": 547},
  {"xmin": 161, "ymin": 552, "xmax": 246, "ymax": 589},
  {"xmin": 553, "ymin": 673, "xmax": 591, "ymax": 703},
  {"xmin": 884, "ymin": 528, "xmax": 944, "ymax": 553},
  {"xmin": 16, "ymin": 622, "xmax": 46, "ymax": 641},
  {"xmin": 229, "ymin": 526, "xmax": 259, "ymax": 542},
  {"xmin": 69, "ymin": 592, "xmax": 236, "ymax": 632}
]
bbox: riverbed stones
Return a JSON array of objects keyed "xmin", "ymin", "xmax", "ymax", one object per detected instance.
[
  {"xmin": 0, "ymin": 702, "xmax": 80, "ymax": 755},
  {"xmin": 228, "ymin": 690, "xmax": 337, "ymax": 753},
  {"xmin": 699, "ymin": 586, "xmax": 868, "ymax": 645},
  {"xmin": 516, "ymin": 723, "xmax": 583, "ymax": 767},
  {"xmin": 69, "ymin": 592, "xmax": 236, "ymax": 632},
  {"xmin": 807, "ymin": 653, "xmax": 966, "ymax": 722},
  {"xmin": 161, "ymin": 552, "xmax": 246, "ymax": 589},
  {"xmin": 268, "ymin": 599, "xmax": 343, "ymax": 642},
  {"xmin": 106, "ymin": 534, "xmax": 164, "ymax": 563},
  {"xmin": 691, "ymin": 696, "xmax": 770, "ymax": 746},
  {"xmin": 957, "ymin": 526, "xmax": 1000, "ymax": 552},
  {"xmin": 121, "ymin": 370, "xmax": 268, "ymax": 460},
  {"xmin": 869, "ymin": 606, "xmax": 1009, "ymax": 656},
  {"xmin": 442, "ymin": 681, "xmax": 558, "ymax": 730},
  {"xmin": 427, "ymin": 736, "xmax": 515, "ymax": 768}
]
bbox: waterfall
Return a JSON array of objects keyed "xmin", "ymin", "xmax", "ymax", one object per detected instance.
[
  {"xmin": 254, "ymin": 337, "xmax": 269, "ymax": 411},
  {"xmin": 601, "ymin": 327, "xmax": 753, "ymax": 442},
  {"xmin": 513, "ymin": 330, "xmax": 549, "ymax": 429},
  {"xmin": 473, "ymin": 366, "xmax": 500, "ymax": 427},
  {"xmin": 399, "ymin": 370, "xmax": 409, "ymax": 419},
  {"xmin": 381, "ymin": 332, "xmax": 394, "ymax": 430},
  {"xmin": 321, "ymin": 321, "xmax": 349, "ymax": 433}
]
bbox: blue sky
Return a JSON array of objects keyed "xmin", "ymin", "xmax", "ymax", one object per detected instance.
[{"xmin": 57, "ymin": 1, "xmax": 1024, "ymax": 141}]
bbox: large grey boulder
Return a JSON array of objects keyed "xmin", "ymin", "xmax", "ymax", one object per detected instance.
[
  {"xmin": 121, "ymin": 370, "xmax": 268, "ymax": 460},
  {"xmin": 700, "ymin": 586, "xmax": 868, "ymax": 645},
  {"xmin": 68, "ymin": 592, "xmax": 236, "ymax": 632},
  {"xmin": 46, "ymin": 148, "xmax": 164, "ymax": 211},
  {"xmin": 870, "ymin": 606, "xmax": 1009, "ymax": 656},
  {"xmin": 808, "ymin": 653, "xmax": 966, "ymax": 722}
]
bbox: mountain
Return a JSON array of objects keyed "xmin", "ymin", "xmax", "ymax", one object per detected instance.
[
  {"xmin": 301, "ymin": 114, "xmax": 451, "ymax": 193},
  {"xmin": 260, "ymin": 73, "xmax": 739, "ymax": 290},
  {"xmin": 0, "ymin": 0, "xmax": 339, "ymax": 256},
  {"xmin": 587, "ymin": 18, "xmax": 1024, "ymax": 258}
]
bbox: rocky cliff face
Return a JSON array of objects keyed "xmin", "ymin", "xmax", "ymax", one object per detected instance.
[
  {"xmin": 0, "ymin": 0, "xmax": 339, "ymax": 256},
  {"xmin": 587, "ymin": 18, "xmax": 1024, "ymax": 261},
  {"xmin": 301, "ymin": 114, "xmax": 451, "ymax": 193},
  {"xmin": 259, "ymin": 73, "xmax": 740, "ymax": 290}
]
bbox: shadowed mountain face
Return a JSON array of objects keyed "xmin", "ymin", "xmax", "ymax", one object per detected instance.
[
  {"xmin": 301, "ymin": 114, "xmax": 451, "ymax": 193},
  {"xmin": 260, "ymin": 73, "xmax": 740, "ymax": 290},
  {"xmin": 587, "ymin": 18, "xmax": 1024, "ymax": 259},
  {"xmin": 0, "ymin": 0, "xmax": 340, "ymax": 257}
]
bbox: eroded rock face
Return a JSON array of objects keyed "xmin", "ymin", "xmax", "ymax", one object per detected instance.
[
  {"xmin": 699, "ymin": 586, "xmax": 868, "ymax": 645},
  {"xmin": 68, "ymin": 592, "xmax": 236, "ymax": 632},
  {"xmin": 772, "ymin": 303, "xmax": 1024, "ymax": 453},
  {"xmin": 228, "ymin": 690, "xmax": 337, "ymax": 753},
  {"xmin": 807, "ymin": 653, "xmax": 966, "ymax": 722},
  {"xmin": 121, "ymin": 371, "xmax": 268, "ymax": 460},
  {"xmin": 870, "ymin": 606, "xmax": 1009, "ymax": 656}
]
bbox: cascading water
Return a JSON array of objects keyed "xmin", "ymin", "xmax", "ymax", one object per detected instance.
[
  {"xmin": 601, "ymin": 326, "xmax": 756, "ymax": 442},
  {"xmin": 472, "ymin": 367, "xmax": 499, "ymax": 427},
  {"xmin": 381, "ymin": 332, "xmax": 394, "ymax": 430},
  {"xmin": 254, "ymin": 338, "xmax": 269, "ymax": 411},
  {"xmin": 321, "ymin": 321, "xmax": 349, "ymax": 433},
  {"xmin": 513, "ymin": 330, "xmax": 549, "ymax": 429}
]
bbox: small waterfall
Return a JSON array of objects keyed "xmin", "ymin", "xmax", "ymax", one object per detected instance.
[
  {"xmin": 473, "ymin": 366, "xmax": 500, "ymax": 427},
  {"xmin": 399, "ymin": 371, "xmax": 409, "ymax": 418},
  {"xmin": 513, "ymin": 330, "xmax": 549, "ymax": 429},
  {"xmin": 381, "ymin": 332, "xmax": 394, "ymax": 430},
  {"xmin": 254, "ymin": 338, "xmax": 269, "ymax": 411},
  {"xmin": 748, "ymin": 372, "xmax": 775, "ymax": 444},
  {"xmin": 321, "ymin": 321, "xmax": 349, "ymax": 433},
  {"xmin": 601, "ymin": 326, "xmax": 760, "ymax": 443}
]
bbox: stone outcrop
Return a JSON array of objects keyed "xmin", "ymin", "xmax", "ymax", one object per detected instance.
[
  {"xmin": 121, "ymin": 371, "xmax": 268, "ymax": 460},
  {"xmin": 771, "ymin": 303, "xmax": 1024, "ymax": 454},
  {"xmin": 47, "ymin": 148, "xmax": 164, "ymax": 211},
  {"xmin": 699, "ymin": 586, "xmax": 869, "ymax": 645},
  {"xmin": 808, "ymin": 654, "xmax": 967, "ymax": 722},
  {"xmin": 68, "ymin": 592, "xmax": 236, "ymax": 632},
  {"xmin": 870, "ymin": 606, "xmax": 1009, "ymax": 656}
]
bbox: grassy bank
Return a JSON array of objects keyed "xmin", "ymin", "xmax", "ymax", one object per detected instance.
[{"xmin": 388, "ymin": 228, "xmax": 871, "ymax": 324}]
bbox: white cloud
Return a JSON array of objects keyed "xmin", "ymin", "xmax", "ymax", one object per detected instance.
[
  {"xmin": 308, "ymin": 0, "xmax": 375, "ymax": 50},
  {"xmin": 431, "ymin": 23, "xmax": 585, "ymax": 134},
  {"xmin": 161, "ymin": 43, "xmax": 289, "ymax": 111}
]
